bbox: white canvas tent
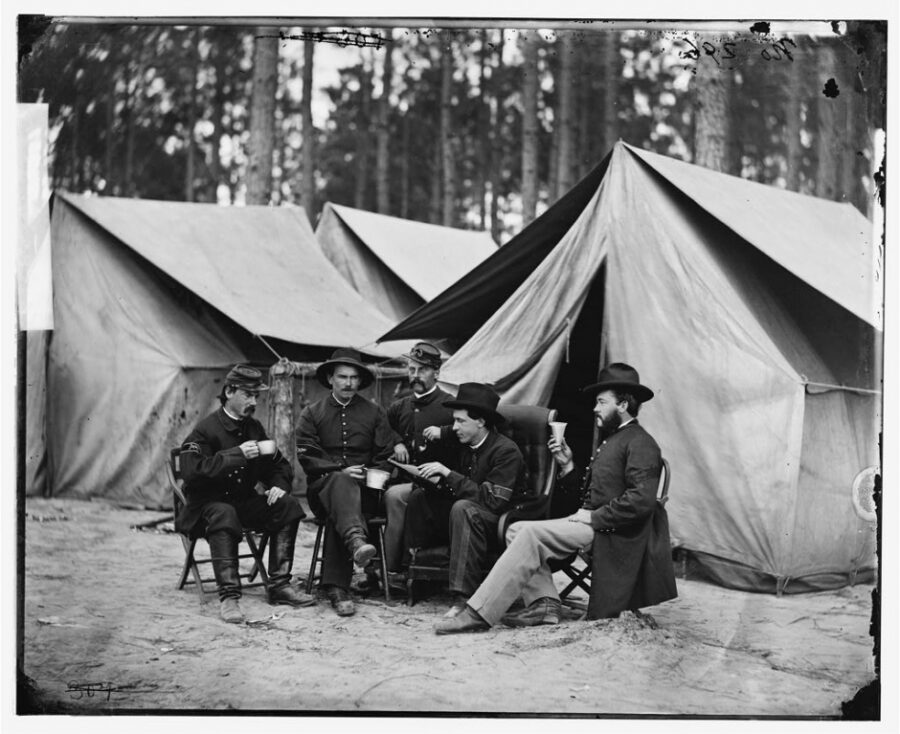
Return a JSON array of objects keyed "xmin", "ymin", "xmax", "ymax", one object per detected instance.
[
  {"xmin": 381, "ymin": 142, "xmax": 881, "ymax": 594},
  {"xmin": 315, "ymin": 202, "xmax": 497, "ymax": 322},
  {"xmin": 28, "ymin": 193, "xmax": 408, "ymax": 507}
]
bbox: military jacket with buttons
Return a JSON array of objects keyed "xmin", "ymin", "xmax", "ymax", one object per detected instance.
[
  {"xmin": 386, "ymin": 386, "xmax": 455, "ymax": 466},
  {"xmin": 296, "ymin": 393, "xmax": 394, "ymax": 477},
  {"xmin": 175, "ymin": 407, "xmax": 294, "ymax": 535},
  {"xmin": 441, "ymin": 430, "xmax": 526, "ymax": 514},
  {"xmin": 559, "ymin": 420, "xmax": 662, "ymax": 531}
]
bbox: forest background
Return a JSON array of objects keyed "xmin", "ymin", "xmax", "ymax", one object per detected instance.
[{"xmin": 16, "ymin": 18, "xmax": 887, "ymax": 244}]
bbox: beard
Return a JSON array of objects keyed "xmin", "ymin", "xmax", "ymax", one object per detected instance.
[
  {"xmin": 598, "ymin": 411, "xmax": 621, "ymax": 434},
  {"xmin": 411, "ymin": 379, "xmax": 426, "ymax": 392}
]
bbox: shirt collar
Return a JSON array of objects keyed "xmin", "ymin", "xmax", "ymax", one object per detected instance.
[
  {"xmin": 412, "ymin": 385, "xmax": 438, "ymax": 400},
  {"xmin": 223, "ymin": 406, "xmax": 241, "ymax": 422},
  {"xmin": 330, "ymin": 392, "xmax": 356, "ymax": 408},
  {"xmin": 470, "ymin": 431, "xmax": 490, "ymax": 451}
]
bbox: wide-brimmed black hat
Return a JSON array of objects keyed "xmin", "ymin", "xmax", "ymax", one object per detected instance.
[
  {"xmin": 316, "ymin": 348, "xmax": 375, "ymax": 389},
  {"xmin": 444, "ymin": 382, "xmax": 506, "ymax": 425},
  {"xmin": 224, "ymin": 364, "xmax": 269, "ymax": 393},
  {"xmin": 582, "ymin": 363, "xmax": 654, "ymax": 403},
  {"xmin": 405, "ymin": 341, "xmax": 443, "ymax": 369}
]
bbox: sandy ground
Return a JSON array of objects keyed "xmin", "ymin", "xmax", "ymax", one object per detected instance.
[{"xmin": 20, "ymin": 497, "xmax": 877, "ymax": 717}]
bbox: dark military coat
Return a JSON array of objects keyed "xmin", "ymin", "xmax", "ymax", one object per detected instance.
[
  {"xmin": 386, "ymin": 385, "xmax": 456, "ymax": 466},
  {"xmin": 175, "ymin": 407, "xmax": 294, "ymax": 536},
  {"xmin": 559, "ymin": 420, "xmax": 677, "ymax": 619}
]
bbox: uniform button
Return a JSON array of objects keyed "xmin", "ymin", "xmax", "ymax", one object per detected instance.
[{"xmin": 414, "ymin": 408, "xmax": 419, "ymax": 413}]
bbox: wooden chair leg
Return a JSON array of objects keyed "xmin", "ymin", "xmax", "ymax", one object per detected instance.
[
  {"xmin": 376, "ymin": 524, "xmax": 391, "ymax": 603},
  {"xmin": 305, "ymin": 524, "xmax": 324, "ymax": 596},
  {"xmin": 179, "ymin": 537, "xmax": 209, "ymax": 602}
]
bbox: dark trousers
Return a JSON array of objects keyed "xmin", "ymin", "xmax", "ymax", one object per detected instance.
[
  {"xmin": 405, "ymin": 488, "xmax": 500, "ymax": 597},
  {"xmin": 200, "ymin": 494, "xmax": 304, "ymax": 540},
  {"xmin": 307, "ymin": 472, "xmax": 380, "ymax": 589}
]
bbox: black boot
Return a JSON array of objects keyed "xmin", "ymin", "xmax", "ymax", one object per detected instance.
[
  {"xmin": 208, "ymin": 530, "xmax": 243, "ymax": 623},
  {"xmin": 267, "ymin": 521, "xmax": 317, "ymax": 607},
  {"xmin": 344, "ymin": 528, "xmax": 377, "ymax": 568}
]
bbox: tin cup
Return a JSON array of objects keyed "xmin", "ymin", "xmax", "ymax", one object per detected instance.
[
  {"xmin": 366, "ymin": 468, "xmax": 391, "ymax": 490},
  {"xmin": 257, "ymin": 440, "xmax": 277, "ymax": 456}
]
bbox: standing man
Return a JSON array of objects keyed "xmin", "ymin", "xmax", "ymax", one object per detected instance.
[
  {"xmin": 405, "ymin": 382, "xmax": 526, "ymax": 616},
  {"xmin": 383, "ymin": 342, "xmax": 455, "ymax": 573},
  {"xmin": 296, "ymin": 348, "xmax": 395, "ymax": 616},
  {"xmin": 434, "ymin": 363, "xmax": 677, "ymax": 634},
  {"xmin": 177, "ymin": 364, "xmax": 316, "ymax": 624}
]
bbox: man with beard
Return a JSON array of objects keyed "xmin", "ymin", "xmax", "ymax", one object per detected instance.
[
  {"xmin": 434, "ymin": 363, "xmax": 677, "ymax": 635},
  {"xmin": 382, "ymin": 342, "xmax": 455, "ymax": 574},
  {"xmin": 405, "ymin": 382, "xmax": 526, "ymax": 617},
  {"xmin": 177, "ymin": 364, "xmax": 315, "ymax": 624},
  {"xmin": 296, "ymin": 348, "xmax": 396, "ymax": 616}
]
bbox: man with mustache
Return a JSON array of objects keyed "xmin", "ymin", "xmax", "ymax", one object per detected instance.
[
  {"xmin": 177, "ymin": 364, "xmax": 315, "ymax": 624},
  {"xmin": 404, "ymin": 382, "xmax": 526, "ymax": 617},
  {"xmin": 434, "ymin": 363, "xmax": 677, "ymax": 634},
  {"xmin": 296, "ymin": 348, "xmax": 396, "ymax": 616},
  {"xmin": 382, "ymin": 342, "xmax": 456, "ymax": 575}
]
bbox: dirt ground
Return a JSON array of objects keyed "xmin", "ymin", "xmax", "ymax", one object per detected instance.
[{"xmin": 20, "ymin": 497, "xmax": 877, "ymax": 718}]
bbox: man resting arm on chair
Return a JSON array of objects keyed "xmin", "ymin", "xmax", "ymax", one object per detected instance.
[{"xmin": 434, "ymin": 363, "xmax": 677, "ymax": 634}]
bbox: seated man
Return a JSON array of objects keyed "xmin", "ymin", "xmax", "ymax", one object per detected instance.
[
  {"xmin": 176, "ymin": 364, "xmax": 316, "ymax": 624},
  {"xmin": 434, "ymin": 363, "xmax": 677, "ymax": 635},
  {"xmin": 405, "ymin": 382, "xmax": 526, "ymax": 616},
  {"xmin": 383, "ymin": 341, "xmax": 455, "ymax": 573},
  {"xmin": 296, "ymin": 348, "xmax": 395, "ymax": 616}
]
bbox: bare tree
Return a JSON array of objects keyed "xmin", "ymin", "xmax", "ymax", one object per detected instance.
[
  {"xmin": 440, "ymin": 35, "xmax": 456, "ymax": 226},
  {"xmin": 375, "ymin": 29, "xmax": 394, "ymax": 215},
  {"xmin": 246, "ymin": 28, "xmax": 278, "ymax": 204},
  {"xmin": 692, "ymin": 38, "xmax": 738, "ymax": 174},
  {"xmin": 814, "ymin": 43, "xmax": 841, "ymax": 201},
  {"xmin": 489, "ymin": 29, "xmax": 505, "ymax": 242},
  {"xmin": 520, "ymin": 30, "xmax": 540, "ymax": 223},
  {"xmin": 301, "ymin": 31, "xmax": 315, "ymax": 221},
  {"xmin": 556, "ymin": 30, "xmax": 577, "ymax": 195},
  {"xmin": 354, "ymin": 55, "xmax": 373, "ymax": 210}
]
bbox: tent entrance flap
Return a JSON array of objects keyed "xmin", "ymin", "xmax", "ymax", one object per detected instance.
[{"xmin": 546, "ymin": 265, "xmax": 606, "ymax": 468}]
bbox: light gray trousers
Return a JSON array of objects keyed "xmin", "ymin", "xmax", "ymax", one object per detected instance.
[{"xmin": 467, "ymin": 517, "xmax": 594, "ymax": 626}]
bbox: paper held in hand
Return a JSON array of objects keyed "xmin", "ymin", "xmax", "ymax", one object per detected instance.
[{"xmin": 388, "ymin": 458, "xmax": 441, "ymax": 485}]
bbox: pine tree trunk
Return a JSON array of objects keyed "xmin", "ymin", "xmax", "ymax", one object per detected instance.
[
  {"xmin": 692, "ymin": 39, "xmax": 738, "ymax": 174},
  {"xmin": 375, "ymin": 30, "xmax": 394, "ymax": 215},
  {"xmin": 184, "ymin": 31, "xmax": 199, "ymax": 202},
  {"xmin": 440, "ymin": 38, "xmax": 456, "ymax": 226},
  {"xmin": 490, "ymin": 30, "xmax": 505, "ymax": 242},
  {"xmin": 104, "ymin": 45, "xmax": 116, "ymax": 194},
  {"xmin": 301, "ymin": 33, "xmax": 316, "ymax": 221},
  {"xmin": 520, "ymin": 31, "xmax": 540, "ymax": 224},
  {"xmin": 477, "ymin": 30, "xmax": 490, "ymax": 228},
  {"xmin": 556, "ymin": 31, "xmax": 577, "ymax": 195},
  {"xmin": 815, "ymin": 44, "xmax": 841, "ymax": 201},
  {"xmin": 784, "ymin": 54, "xmax": 804, "ymax": 191},
  {"xmin": 401, "ymin": 112, "xmax": 410, "ymax": 219},
  {"xmin": 354, "ymin": 60, "xmax": 372, "ymax": 210},
  {"xmin": 246, "ymin": 27, "xmax": 279, "ymax": 205},
  {"xmin": 602, "ymin": 31, "xmax": 619, "ymax": 155}
]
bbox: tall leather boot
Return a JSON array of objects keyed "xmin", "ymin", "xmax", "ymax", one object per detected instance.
[
  {"xmin": 267, "ymin": 521, "xmax": 317, "ymax": 607},
  {"xmin": 208, "ymin": 530, "xmax": 243, "ymax": 624}
]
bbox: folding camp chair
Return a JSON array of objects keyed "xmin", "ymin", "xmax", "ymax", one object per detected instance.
[
  {"xmin": 405, "ymin": 405, "xmax": 559, "ymax": 605},
  {"xmin": 555, "ymin": 457, "xmax": 671, "ymax": 602},
  {"xmin": 166, "ymin": 447, "xmax": 271, "ymax": 602}
]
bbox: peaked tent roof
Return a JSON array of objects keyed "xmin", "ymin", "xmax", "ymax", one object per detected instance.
[
  {"xmin": 377, "ymin": 152, "xmax": 613, "ymax": 343},
  {"xmin": 58, "ymin": 192, "xmax": 402, "ymax": 355},
  {"xmin": 380, "ymin": 144, "xmax": 879, "ymax": 343},
  {"xmin": 319, "ymin": 203, "xmax": 498, "ymax": 301}
]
